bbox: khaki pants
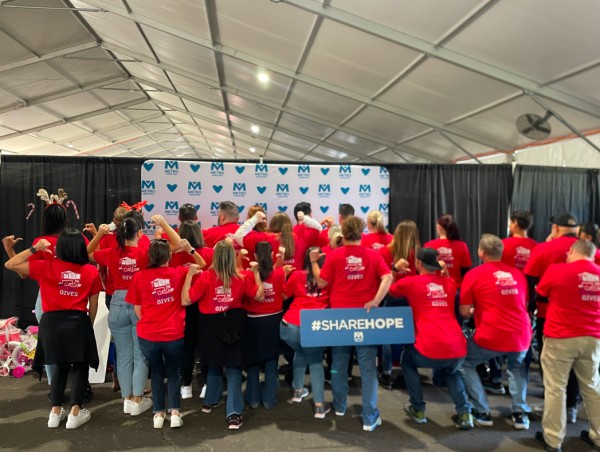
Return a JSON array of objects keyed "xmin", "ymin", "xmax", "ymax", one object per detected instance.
[{"xmin": 541, "ymin": 336, "xmax": 600, "ymax": 449}]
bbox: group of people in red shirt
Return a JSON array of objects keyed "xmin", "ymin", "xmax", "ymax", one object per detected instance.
[{"xmin": 2, "ymin": 191, "xmax": 600, "ymax": 449}]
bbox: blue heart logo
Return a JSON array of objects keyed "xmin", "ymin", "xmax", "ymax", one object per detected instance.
[
  {"xmin": 144, "ymin": 203, "xmax": 155, "ymax": 212},
  {"xmin": 194, "ymin": 205, "xmax": 200, "ymax": 211},
  {"xmin": 235, "ymin": 166, "xmax": 245, "ymax": 174},
  {"xmin": 278, "ymin": 206, "xmax": 288, "ymax": 212},
  {"xmin": 279, "ymin": 167, "xmax": 288, "ymax": 175},
  {"xmin": 190, "ymin": 164, "xmax": 200, "ymax": 173},
  {"xmin": 143, "ymin": 162, "xmax": 154, "ymax": 171},
  {"xmin": 167, "ymin": 184, "xmax": 177, "ymax": 192},
  {"xmin": 362, "ymin": 168, "xmax": 371, "ymax": 175},
  {"xmin": 361, "ymin": 206, "xmax": 369, "ymax": 214},
  {"xmin": 213, "ymin": 185, "xmax": 223, "ymax": 193},
  {"xmin": 170, "ymin": 224, "xmax": 178, "ymax": 229},
  {"xmin": 341, "ymin": 187, "xmax": 350, "ymax": 195},
  {"xmin": 299, "ymin": 187, "xmax": 309, "ymax": 195},
  {"xmin": 381, "ymin": 187, "xmax": 390, "ymax": 195},
  {"xmin": 239, "ymin": 206, "xmax": 245, "ymax": 213},
  {"xmin": 320, "ymin": 206, "xmax": 329, "ymax": 214},
  {"xmin": 321, "ymin": 168, "xmax": 330, "ymax": 175},
  {"xmin": 257, "ymin": 186, "xmax": 267, "ymax": 194}
]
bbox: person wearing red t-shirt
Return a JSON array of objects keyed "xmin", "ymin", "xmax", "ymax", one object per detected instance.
[
  {"xmin": 390, "ymin": 248, "xmax": 473, "ymax": 430},
  {"xmin": 5, "ymin": 229, "xmax": 102, "ymax": 430},
  {"xmin": 579, "ymin": 222, "xmax": 600, "ymax": 265},
  {"xmin": 502, "ymin": 211, "xmax": 537, "ymax": 272},
  {"xmin": 280, "ymin": 246, "xmax": 331, "ymax": 418},
  {"xmin": 182, "ymin": 241, "xmax": 264, "ymax": 430},
  {"xmin": 524, "ymin": 212, "xmax": 580, "ymax": 422},
  {"xmin": 203, "ymin": 201, "xmax": 240, "ymax": 248},
  {"xmin": 459, "ymin": 234, "xmax": 532, "ymax": 430},
  {"xmin": 316, "ymin": 203, "xmax": 354, "ymax": 249},
  {"xmin": 293, "ymin": 202, "xmax": 324, "ymax": 267},
  {"xmin": 361, "ymin": 210, "xmax": 392, "ymax": 251},
  {"xmin": 534, "ymin": 239, "xmax": 600, "ymax": 452},
  {"xmin": 126, "ymin": 240, "xmax": 189, "ymax": 429},
  {"xmin": 311, "ymin": 216, "xmax": 393, "ymax": 432},
  {"xmin": 233, "ymin": 208, "xmax": 277, "ymax": 267},
  {"xmin": 243, "ymin": 241, "xmax": 292, "ymax": 411},
  {"xmin": 321, "ymin": 225, "xmax": 343, "ymax": 255},
  {"xmin": 87, "ymin": 217, "xmax": 152, "ymax": 417},
  {"xmin": 378, "ymin": 219, "xmax": 420, "ymax": 389}
]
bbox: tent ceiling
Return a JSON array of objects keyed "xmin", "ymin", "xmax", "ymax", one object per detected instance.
[{"xmin": 0, "ymin": 0, "xmax": 599, "ymax": 163}]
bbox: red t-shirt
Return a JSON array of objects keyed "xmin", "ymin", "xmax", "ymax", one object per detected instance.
[
  {"xmin": 319, "ymin": 244, "xmax": 391, "ymax": 308},
  {"xmin": 203, "ymin": 222, "xmax": 239, "ymax": 248},
  {"xmin": 294, "ymin": 224, "xmax": 321, "ymax": 268},
  {"xmin": 170, "ymin": 247, "xmax": 214, "ymax": 272},
  {"xmin": 536, "ymin": 260, "xmax": 600, "ymax": 339},
  {"xmin": 423, "ymin": 238, "xmax": 472, "ymax": 288},
  {"xmin": 361, "ymin": 232, "xmax": 393, "ymax": 251},
  {"xmin": 595, "ymin": 249, "xmax": 600, "ymax": 266},
  {"xmin": 524, "ymin": 235, "xmax": 578, "ymax": 318},
  {"xmin": 29, "ymin": 235, "xmax": 59, "ymax": 262},
  {"xmin": 283, "ymin": 270, "xmax": 330, "ymax": 326},
  {"xmin": 501, "ymin": 236, "xmax": 537, "ymax": 271},
  {"xmin": 97, "ymin": 233, "xmax": 117, "ymax": 295},
  {"xmin": 189, "ymin": 269, "xmax": 258, "ymax": 314},
  {"xmin": 29, "ymin": 259, "xmax": 102, "ymax": 313},
  {"xmin": 244, "ymin": 267, "xmax": 285, "ymax": 316},
  {"xmin": 389, "ymin": 274, "xmax": 466, "ymax": 359},
  {"xmin": 380, "ymin": 246, "xmax": 417, "ymax": 281},
  {"xmin": 93, "ymin": 246, "xmax": 149, "ymax": 291},
  {"xmin": 317, "ymin": 228, "xmax": 330, "ymax": 249},
  {"xmin": 241, "ymin": 231, "xmax": 278, "ymax": 269},
  {"xmin": 126, "ymin": 266, "xmax": 188, "ymax": 342},
  {"xmin": 460, "ymin": 262, "xmax": 531, "ymax": 352}
]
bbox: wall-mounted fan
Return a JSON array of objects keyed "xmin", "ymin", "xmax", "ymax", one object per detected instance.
[{"xmin": 516, "ymin": 111, "xmax": 552, "ymax": 140}]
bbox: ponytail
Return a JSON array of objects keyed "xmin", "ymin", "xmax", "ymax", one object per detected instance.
[
  {"xmin": 255, "ymin": 241, "xmax": 273, "ymax": 281},
  {"xmin": 116, "ymin": 217, "xmax": 141, "ymax": 249},
  {"xmin": 367, "ymin": 210, "xmax": 386, "ymax": 234}
]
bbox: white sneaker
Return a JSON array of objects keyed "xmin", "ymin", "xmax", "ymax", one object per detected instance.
[
  {"xmin": 181, "ymin": 385, "xmax": 193, "ymax": 400},
  {"xmin": 123, "ymin": 399, "xmax": 134, "ymax": 414},
  {"xmin": 170, "ymin": 413, "xmax": 183, "ymax": 428},
  {"xmin": 48, "ymin": 408, "xmax": 67, "ymax": 428},
  {"xmin": 199, "ymin": 384, "xmax": 207, "ymax": 399},
  {"xmin": 66, "ymin": 408, "xmax": 91, "ymax": 429},
  {"xmin": 130, "ymin": 397, "xmax": 153, "ymax": 416},
  {"xmin": 153, "ymin": 413, "xmax": 165, "ymax": 429}
]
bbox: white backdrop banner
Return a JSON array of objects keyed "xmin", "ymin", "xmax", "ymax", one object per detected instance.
[{"xmin": 140, "ymin": 160, "xmax": 390, "ymax": 235}]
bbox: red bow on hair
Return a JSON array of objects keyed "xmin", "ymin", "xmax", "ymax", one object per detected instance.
[{"xmin": 120, "ymin": 200, "xmax": 148, "ymax": 212}]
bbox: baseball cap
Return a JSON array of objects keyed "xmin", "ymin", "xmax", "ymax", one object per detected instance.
[
  {"xmin": 416, "ymin": 247, "xmax": 442, "ymax": 272},
  {"xmin": 550, "ymin": 212, "xmax": 578, "ymax": 227}
]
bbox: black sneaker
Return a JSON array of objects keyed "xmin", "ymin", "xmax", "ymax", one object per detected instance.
[
  {"xmin": 510, "ymin": 412, "xmax": 530, "ymax": 430},
  {"xmin": 201, "ymin": 401, "xmax": 223, "ymax": 413},
  {"xmin": 227, "ymin": 413, "xmax": 243, "ymax": 430},
  {"xmin": 581, "ymin": 430, "xmax": 600, "ymax": 451},
  {"xmin": 378, "ymin": 373, "xmax": 392, "ymax": 390},
  {"xmin": 83, "ymin": 384, "xmax": 93, "ymax": 404},
  {"xmin": 534, "ymin": 431, "xmax": 562, "ymax": 452},
  {"xmin": 472, "ymin": 410, "xmax": 493, "ymax": 427},
  {"xmin": 482, "ymin": 381, "xmax": 506, "ymax": 395}
]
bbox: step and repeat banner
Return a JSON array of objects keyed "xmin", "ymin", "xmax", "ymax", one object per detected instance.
[{"xmin": 140, "ymin": 160, "xmax": 390, "ymax": 235}]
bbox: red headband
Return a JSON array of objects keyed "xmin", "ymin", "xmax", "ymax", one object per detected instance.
[{"xmin": 121, "ymin": 200, "xmax": 148, "ymax": 212}]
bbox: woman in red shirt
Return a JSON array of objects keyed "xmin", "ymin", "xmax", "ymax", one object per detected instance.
[
  {"xmin": 244, "ymin": 241, "xmax": 290, "ymax": 410},
  {"xmin": 127, "ymin": 239, "xmax": 190, "ymax": 429},
  {"xmin": 280, "ymin": 246, "xmax": 330, "ymax": 418},
  {"xmin": 5, "ymin": 229, "xmax": 102, "ymax": 430},
  {"xmin": 361, "ymin": 210, "xmax": 392, "ymax": 251},
  {"xmin": 182, "ymin": 241, "xmax": 264, "ymax": 430}
]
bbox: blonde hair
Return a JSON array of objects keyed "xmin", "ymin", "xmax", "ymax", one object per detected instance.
[
  {"xmin": 113, "ymin": 206, "xmax": 127, "ymax": 224},
  {"xmin": 248, "ymin": 205, "xmax": 267, "ymax": 232},
  {"xmin": 390, "ymin": 220, "xmax": 421, "ymax": 262},
  {"xmin": 211, "ymin": 241, "xmax": 240, "ymax": 289},
  {"xmin": 269, "ymin": 213, "xmax": 294, "ymax": 259},
  {"xmin": 367, "ymin": 210, "xmax": 386, "ymax": 234}
]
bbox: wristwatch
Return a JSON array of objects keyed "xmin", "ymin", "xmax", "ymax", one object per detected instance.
[
  {"xmin": 29, "ymin": 246, "xmax": 38, "ymax": 254},
  {"xmin": 189, "ymin": 248, "xmax": 196, "ymax": 255}
]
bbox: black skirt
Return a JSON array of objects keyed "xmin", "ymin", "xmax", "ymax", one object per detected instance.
[
  {"xmin": 33, "ymin": 310, "xmax": 99, "ymax": 377},
  {"xmin": 199, "ymin": 308, "xmax": 246, "ymax": 368},
  {"xmin": 244, "ymin": 312, "xmax": 283, "ymax": 367}
]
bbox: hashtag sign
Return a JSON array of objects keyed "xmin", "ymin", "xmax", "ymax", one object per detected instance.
[{"xmin": 311, "ymin": 320, "xmax": 321, "ymax": 331}]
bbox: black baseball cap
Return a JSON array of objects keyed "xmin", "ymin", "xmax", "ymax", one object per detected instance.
[
  {"xmin": 550, "ymin": 212, "xmax": 578, "ymax": 227},
  {"xmin": 416, "ymin": 248, "xmax": 442, "ymax": 272}
]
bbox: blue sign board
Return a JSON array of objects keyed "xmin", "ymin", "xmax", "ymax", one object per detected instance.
[{"xmin": 300, "ymin": 307, "xmax": 415, "ymax": 347}]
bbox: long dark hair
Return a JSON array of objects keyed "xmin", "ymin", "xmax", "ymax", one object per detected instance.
[
  {"xmin": 269, "ymin": 213, "xmax": 294, "ymax": 259},
  {"xmin": 147, "ymin": 240, "xmax": 171, "ymax": 268},
  {"xmin": 304, "ymin": 246, "xmax": 324, "ymax": 295},
  {"xmin": 56, "ymin": 228, "xmax": 89, "ymax": 265},
  {"xmin": 41, "ymin": 204, "xmax": 68, "ymax": 236},
  {"xmin": 116, "ymin": 217, "xmax": 141, "ymax": 249},
  {"xmin": 179, "ymin": 220, "xmax": 205, "ymax": 249},
  {"xmin": 438, "ymin": 213, "xmax": 461, "ymax": 241},
  {"xmin": 255, "ymin": 241, "xmax": 274, "ymax": 281}
]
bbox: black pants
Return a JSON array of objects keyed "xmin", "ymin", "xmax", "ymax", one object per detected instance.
[
  {"xmin": 49, "ymin": 362, "xmax": 89, "ymax": 408},
  {"xmin": 180, "ymin": 305, "xmax": 203, "ymax": 386},
  {"xmin": 537, "ymin": 317, "xmax": 581, "ymax": 408}
]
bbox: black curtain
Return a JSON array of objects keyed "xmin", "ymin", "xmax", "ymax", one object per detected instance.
[
  {"xmin": 389, "ymin": 164, "xmax": 514, "ymax": 264},
  {"xmin": 511, "ymin": 165, "xmax": 600, "ymax": 242},
  {"xmin": 0, "ymin": 155, "xmax": 143, "ymax": 324}
]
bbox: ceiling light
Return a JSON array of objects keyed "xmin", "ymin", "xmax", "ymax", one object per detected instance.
[
  {"xmin": 67, "ymin": 142, "xmax": 74, "ymax": 148},
  {"xmin": 257, "ymin": 71, "xmax": 270, "ymax": 84},
  {"xmin": 251, "ymin": 125, "xmax": 260, "ymax": 134},
  {"xmin": 249, "ymin": 146, "xmax": 256, "ymax": 153}
]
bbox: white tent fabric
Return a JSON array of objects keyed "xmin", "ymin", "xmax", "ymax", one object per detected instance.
[{"xmin": 0, "ymin": 0, "xmax": 599, "ymax": 165}]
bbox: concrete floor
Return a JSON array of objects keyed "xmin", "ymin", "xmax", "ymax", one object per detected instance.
[{"xmin": 0, "ymin": 367, "xmax": 592, "ymax": 451}]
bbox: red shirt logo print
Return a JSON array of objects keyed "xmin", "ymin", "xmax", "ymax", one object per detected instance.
[
  {"xmin": 59, "ymin": 270, "xmax": 82, "ymax": 296},
  {"xmin": 437, "ymin": 247, "xmax": 454, "ymax": 268},
  {"xmin": 119, "ymin": 256, "xmax": 139, "ymax": 281},
  {"xmin": 151, "ymin": 278, "xmax": 175, "ymax": 305},
  {"xmin": 578, "ymin": 272, "xmax": 600, "ymax": 302},
  {"xmin": 345, "ymin": 255, "xmax": 365, "ymax": 280},
  {"xmin": 494, "ymin": 270, "xmax": 519, "ymax": 296}
]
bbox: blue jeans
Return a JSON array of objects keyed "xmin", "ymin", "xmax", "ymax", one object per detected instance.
[
  {"xmin": 138, "ymin": 338, "xmax": 184, "ymax": 412},
  {"xmin": 380, "ymin": 295, "xmax": 408, "ymax": 374},
  {"xmin": 460, "ymin": 339, "xmax": 531, "ymax": 414},
  {"xmin": 205, "ymin": 366, "xmax": 243, "ymax": 417},
  {"xmin": 108, "ymin": 291, "xmax": 148, "ymax": 398},
  {"xmin": 332, "ymin": 345, "xmax": 380, "ymax": 425},
  {"xmin": 246, "ymin": 360, "xmax": 279, "ymax": 409},
  {"xmin": 279, "ymin": 322, "xmax": 326, "ymax": 403},
  {"xmin": 401, "ymin": 346, "xmax": 470, "ymax": 415},
  {"xmin": 35, "ymin": 291, "xmax": 54, "ymax": 385}
]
